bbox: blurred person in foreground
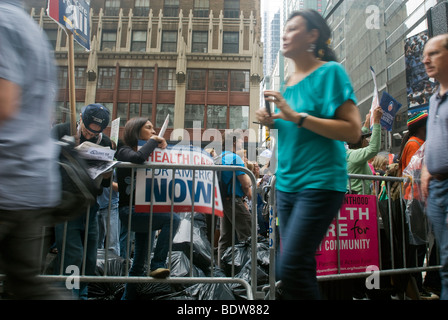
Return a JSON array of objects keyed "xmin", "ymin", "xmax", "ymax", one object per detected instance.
[
  {"xmin": 256, "ymin": 10, "xmax": 361, "ymax": 299},
  {"xmin": 420, "ymin": 33, "xmax": 448, "ymax": 300},
  {"xmin": 0, "ymin": 0, "xmax": 63, "ymax": 299}
]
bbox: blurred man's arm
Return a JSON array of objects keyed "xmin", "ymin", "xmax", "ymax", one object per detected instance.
[
  {"xmin": 237, "ymin": 173, "xmax": 252, "ymax": 200},
  {"xmin": 0, "ymin": 78, "xmax": 21, "ymax": 125}
]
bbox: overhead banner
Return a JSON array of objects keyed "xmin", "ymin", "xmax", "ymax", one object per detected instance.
[
  {"xmin": 404, "ymin": 31, "xmax": 436, "ymax": 114},
  {"xmin": 47, "ymin": 0, "xmax": 91, "ymax": 50},
  {"xmin": 135, "ymin": 144, "xmax": 224, "ymax": 217},
  {"xmin": 316, "ymin": 194, "xmax": 379, "ymax": 276}
]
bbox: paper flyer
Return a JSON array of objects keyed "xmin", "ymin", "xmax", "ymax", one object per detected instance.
[
  {"xmin": 159, "ymin": 114, "xmax": 169, "ymax": 137},
  {"xmin": 110, "ymin": 117, "xmax": 120, "ymax": 146}
]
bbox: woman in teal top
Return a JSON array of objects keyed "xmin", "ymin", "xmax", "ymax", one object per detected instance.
[{"xmin": 257, "ymin": 10, "xmax": 361, "ymax": 299}]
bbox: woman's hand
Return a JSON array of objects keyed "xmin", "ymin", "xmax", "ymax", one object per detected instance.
[
  {"xmin": 264, "ymin": 90, "xmax": 298, "ymax": 123},
  {"xmin": 150, "ymin": 136, "xmax": 167, "ymax": 149},
  {"xmin": 372, "ymin": 106, "xmax": 383, "ymax": 124}
]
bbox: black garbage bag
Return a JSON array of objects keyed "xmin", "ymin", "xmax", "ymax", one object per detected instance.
[
  {"xmin": 228, "ymin": 261, "xmax": 269, "ymax": 300},
  {"xmin": 154, "ymin": 282, "xmax": 236, "ymax": 300},
  {"xmin": 88, "ymin": 250, "xmax": 126, "ymax": 300},
  {"xmin": 136, "ymin": 281, "xmax": 176, "ymax": 300},
  {"xmin": 221, "ymin": 236, "xmax": 270, "ymax": 276},
  {"xmin": 172, "ymin": 213, "xmax": 213, "ymax": 272},
  {"xmin": 221, "ymin": 240, "xmax": 251, "ymax": 276},
  {"xmin": 170, "ymin": 251, "xmax": 206, "ymax": 278},
  {"xmin": 221, "ymin": 237, "xmax": 271, "ymax": 300},
  {"xmin": 255, "ymin": 237, "xmax": 271, "ymax": 272}
]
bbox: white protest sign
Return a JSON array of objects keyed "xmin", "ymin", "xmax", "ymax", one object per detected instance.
[{"xmin": 135, "ymin": 144, "xmax": 223, "ymax": 217}]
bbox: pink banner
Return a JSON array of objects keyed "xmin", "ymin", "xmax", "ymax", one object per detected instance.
[{"xmin": 316, "ymin": 194, "xmax": 379, "ymax": 276}]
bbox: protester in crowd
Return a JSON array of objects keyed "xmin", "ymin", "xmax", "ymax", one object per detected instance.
[
  {"xmin": 372, "ymin": 155, "xmax": 388, "ymax": 176},
  {"xmin": 398, "ymin": 111, "xmax": 427, "ymax": 175},
  {"xmin": 115, "ymin": 117, "xmax": 180, "ymax": 299},
  {"xmin": 420, "ymin": 33, "xmax": 448, "ymax": 300},
  {"xmin": 256, "ymin": 9, "xmax": 361, "ymax": 299},
  {"xmin": 397, "ymin": 111, "xmax": 439, "ymax": 299},
  {"xmin": 217, "ymin": 130, "xmax": 253, "ymax": 263},
  {"xmin": 346, "ymin": 106, "xmax": 383, "ymax": 194},
  {"xmin": 51, "ymin": 103, "xmax": 113, "ymax": 299},
  {"xmin": 97, "ymin": 170, "xmax": 120, "ymax": 256},
  {"xmin": 256, "ymin": 163, "xmax": 269, "ymax": 237},
  {"xmin": 0, "ymin": 0, "xmax": 67, "ymax": 299}
]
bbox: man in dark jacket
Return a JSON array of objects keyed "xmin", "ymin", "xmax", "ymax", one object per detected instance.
[{"xmin": 51, "ymin": 103, "xmax": 113, "ymax": 299}]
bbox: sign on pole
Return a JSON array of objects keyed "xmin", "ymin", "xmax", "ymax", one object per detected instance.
[
  {"xmin": 47, "ymin": 0, "xmax": 91, "ymax": 137},
  {"xmin": 47, "ymin": 0, "xmax": 91, "ymax": 51}
]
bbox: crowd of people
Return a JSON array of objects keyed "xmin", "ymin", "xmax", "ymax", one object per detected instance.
[{"xmin": 1, "ymin": 2, "xmax": 448, "ymax": 301}]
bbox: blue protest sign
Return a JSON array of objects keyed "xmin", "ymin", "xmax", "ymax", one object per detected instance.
[
  {"xmin": 379, "ymin": 92, "xmax": 402, "ymax": 131},
  {"xmin": 47, "ymin": 0, "xmax": 90, "ymax": 51}
]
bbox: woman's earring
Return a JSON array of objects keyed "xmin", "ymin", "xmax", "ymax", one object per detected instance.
[{"xmin": 307, "ymin": 43, "xmax": 316, "ymax": 53}]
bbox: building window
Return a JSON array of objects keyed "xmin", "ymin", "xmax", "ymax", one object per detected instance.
[
  {"xmin": 158, "ymin": 68, "xmax": 176, "ymax": 90},
  {"xmin": 184, "ymin": 104, "xmax": 205, "ymax": 128},
  {"xmin": 230, "ymin": 70, "xmax": 249, "ymax": 92},
  {"xmin": 45, "ymin": 29, "xmax": 58, "ymax": 50},
  {"xmin": 97, "ymin": 67, "xmax": 116, "ymax": 89},
  {"xmin": 161, "ymin": 31, "xmax": 177, "ymax": 52},
  {"xmin": 101, "ymin": 31, "xmax": 117, "ymax": 51},
  {"xmin": 54, "ymin": 101, "xmax": 66, "ymax": 124},
  {"xmin": 105, "ymin": 0, "xmax": 120, "ymax": 16},
  {"xmin": 206, "ymin": 105, "xmax": 227, "ymax": 129},
  {"xmin": 131, "ymin": 30, "xmax": 147, "ymax": 52},
  {"xmin": 156, "ymin": 104, "xmax": 174, "ymax": 128},
  {"xmin": 194, "ymin": 0, "xmax": 209, "ymax": 17},
  {"xmin": 57, "ymin": 67, "xmax": 68, "ymax": 89},
  {"xmin": 163, "ymin": 0, "xmax": 179, "ymax": 17},
  {"xmin": 229, "ymin": 106, "xmax": 249, "ymax": 129},
  {"xmin": 143, "ymin": 68, "xmax": 155, "ymax": 90},
  {"xmin": 187, "ymin": 69, "xmax": 206, "ymax": 90},
  {"xmin": 134, "ymin": 0, "xmax": 150, "ymax": 16},
  {"xmin": 117, "ymin": 103, "xmax": 151, "ymax": 127},
  {"xmin": 223, "ymin": 32, "xmax": 239, "ymax": 53},
  {"xmin": 119, "ymin": 68, "xmax": 144, "ymax": 90},
  {"xmin": 224, "ymin": 0, "xmax": 239, "ymax": 18},
  {"xmin": 141, "ymin": 103, "xmax": 152, "ymax": 119},
  {"xmin": 192, "ymin": 31, "xmax": 208, "ymax": 53},
  {"xmin": 208, "ymin": 70, "xmax": 228, "ymax": 91},
  {"xmin": 117, "ymin": 103, "xmax": 128, "ymax": 127},
  {"xmin": 75, "ymin": 66, "xmax": 87, "ymax": 89},
  {"xmin": 131, "ymin": 69, "xmax": 143, "ymax": 90}
]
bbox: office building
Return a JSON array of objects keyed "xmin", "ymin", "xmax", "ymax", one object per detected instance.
[{"xmin": 25, "ymin": 0, "xmax": 263, "ymax": 144}]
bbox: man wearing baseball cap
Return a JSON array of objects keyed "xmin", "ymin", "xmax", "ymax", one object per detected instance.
[
  {"xmin": 52, "ymin": 103, "xmax": 111, "ymax": 145},
  {"xmin": 51, "ymin": 103, "xmax": 113, "ymax": 299}
]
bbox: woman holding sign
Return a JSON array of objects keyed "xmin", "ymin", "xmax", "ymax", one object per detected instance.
[
  {"xmin": 256, "ymin": 10, "xmax": 361, "ymax": 299},
  {"xmin": 116, "ymin": 117, "xmax": 180, "ymax": 300}
]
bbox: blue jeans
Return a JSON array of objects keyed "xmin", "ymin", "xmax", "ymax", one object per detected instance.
[
  {"xmin": 275, "ymin": 189, "xmax": 345, "ymax": 300},
  {"xmin": 119, "ymin": 206, "xmax": 180, "ymax": 300},
  {"xmin": 54, "ymin": 203, "xmax": 99, "ymax": 300},
  {"xmin": 97, "ymin": 204, "xmax": 120, "ymax": 256},
  {"xmin": 426, "ymin": 179, "xmax": 448, "ymax": 300}
]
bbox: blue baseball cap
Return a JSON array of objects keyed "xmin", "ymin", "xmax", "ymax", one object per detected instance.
[{"xmin": 81, "ymin": 104, "xmax": 110, "ymax": 133}]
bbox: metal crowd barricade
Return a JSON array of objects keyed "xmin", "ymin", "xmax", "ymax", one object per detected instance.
[
  {"xmin": 263, "ymin": 173, "xmax": 442, "ymax": 299},
  {"xmin": 31, "ymin": 162, "xmax": 261, "ymax": 300}
]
